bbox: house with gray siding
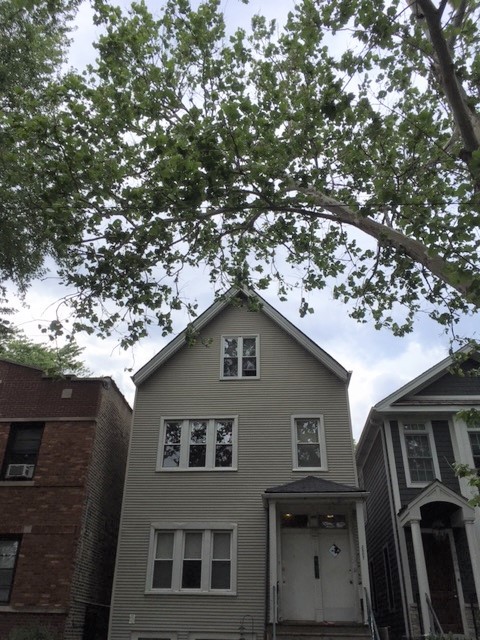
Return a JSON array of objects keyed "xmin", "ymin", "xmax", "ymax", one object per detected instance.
[
  {"xmin": 356, "ymin": 347, "xmax": 480, "ymax": 640},
  {"xmin": 108, "ymin": 288, "xmax": 371, "ymax": 640}
]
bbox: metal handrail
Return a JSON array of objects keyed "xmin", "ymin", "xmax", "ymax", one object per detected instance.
[
  {"xmin": 364, "ymin": 587, "xmax": 381, "ymax": 640},
  {"xmin": 425, "ymin": 593, "xmax": 444, "ymax": 636}
]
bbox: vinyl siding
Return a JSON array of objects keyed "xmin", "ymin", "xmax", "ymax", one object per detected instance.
[
  {"xmin": 109, "ymin": 303, "xmax": 356, "ymax": 640},
  {"xmin": 360, "ymin": 430, "xmax": 405, "ymax": 640}
]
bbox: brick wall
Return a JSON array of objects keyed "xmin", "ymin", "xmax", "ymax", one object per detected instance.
[{"xmin": 0, "ymin": 361, "xmax": 132, "ymax": 640}]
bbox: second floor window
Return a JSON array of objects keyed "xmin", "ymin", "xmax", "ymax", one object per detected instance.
[
  {"xmin": 221, "ymin": 336, "xmax": 258, "ymax": 378},
  {"xmin": 402, "ymin": 422, "xmax": 439, "ymax": 485},
  {"xmin": 158, "ymin": 418, "xmax": 237, "ymax": 470},
  {"xmin": 1, "ymin": 423, "xmax": 44, "ymax": 481},
  {"xmin": 468, "ymin": 430, "xmax": 480, "ymax": 470},
  {"xmin": 292, "ymin": 416, "xmax": 327, "ymax": 470}
]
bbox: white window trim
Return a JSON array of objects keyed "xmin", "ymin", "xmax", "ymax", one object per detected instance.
[
  {"xmin": 146, "ymin": 523, "xmax": 237, "ymax": 596},
  {"xmin": 131, "ymin": 634, "xmax": 177, "ymax": 640},
  {"xmin": 467, "ymin": 426, "xmax": 480, "ymax": 469},
  {"xmin": 220, "ymin": 335, "xmax": 260, "ymax": 380},
  {"xmin": 291, "ymin": 414, "xmax": 328, "ymax": 471},
  {"xmin": 399, "ymin": 419, "xmax": 441, "ymax": 487},
  {"xmin": 156, "ymin": 417, "xmax": 238, "ymax": 472}
]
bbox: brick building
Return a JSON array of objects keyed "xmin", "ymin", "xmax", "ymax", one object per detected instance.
[{"xmin": 0, "ymin": 359, "xmax": 132, "ymax": 640}]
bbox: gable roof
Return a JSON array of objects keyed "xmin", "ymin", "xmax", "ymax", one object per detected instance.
[
  {"xmin": 356, "ymin": 344, "xmax": 479, "ymax": 466},
  {"xmin": 373, "ymin": 344, "xmax": 479, "ymax": 412},
  {"xmin": 132, "ymin": 287, "xmax": 350, "ymax": 386}
]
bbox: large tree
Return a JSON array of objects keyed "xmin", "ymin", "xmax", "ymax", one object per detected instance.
[
  {"xmin": 0, "ymin": 329, "xmax": 89, "ymax": 376},
  {"xmin": 0, "ymin": 0, "xmax": 81, "ymax": 298},
  {"xmin": 3, "ymin": 0, "xmax": 480, "ymax": 344}
]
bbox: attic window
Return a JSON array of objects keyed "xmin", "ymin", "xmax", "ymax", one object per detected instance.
[{"xmin": 221, "ymin": 336, "xmax": 259, "ymax": 379}]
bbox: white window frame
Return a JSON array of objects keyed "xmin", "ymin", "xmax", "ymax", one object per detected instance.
[
  {"xmin": 467, "ymin": 422, "xmax": 480, "ymax": 470},
  {"xmin": 399, "ymin": 420, "xmax": 441, "ymax": 487},
  {"xmin": 156, "ymin": 417, "xmax": 238, "ymax": 471},
  {"xmin": 220, "ymin": 335, "xmax": 260, "ymax": 380},
  {"xmin": 291, "ymin": 415, "xmax": 328, "ymax": 471},
  {"xmin": 145, "ymin": 523, "xmax": 237, "ymax": 595}
]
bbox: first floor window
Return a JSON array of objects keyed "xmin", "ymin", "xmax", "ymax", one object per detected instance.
[
  {"xmin": 292, "ymin": 416, "xmax": 327, "ymax": 470},
  {"xmin": 0, "ymin": 538, "xmax": 20, "ymax": 603},
  {"xmin": 149, "ymin": 526, "xmax": 235, "ymax": 594},
  {"xmin": 402, "ymin": 422, "xmax": 438, "ymax": 484},
  {"xmin": 158, "ymin": 418, "xmax": 236, "ymax": 470}
]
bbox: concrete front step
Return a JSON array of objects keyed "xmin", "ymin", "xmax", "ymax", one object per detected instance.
[{"xmin": 267, "ymin": 623, "xmax": 371, "ymax": 640}]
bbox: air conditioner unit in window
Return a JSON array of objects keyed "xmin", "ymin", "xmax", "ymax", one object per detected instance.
[{"xmin": 5, "ymin": 464, "xmax": 35, "ymax": 479}]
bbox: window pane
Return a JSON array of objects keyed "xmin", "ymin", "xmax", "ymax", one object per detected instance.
[
  {"xmin": 216, "ymin": 421, "xmax": 233, "ymax": 444},
  {"xmin": 296, "ymin": 419, "xmax": 319, "ymax": 443},
  {"xmin": 243, "ymin": 338, "xmax": 256, "ymax": 356},
  {"xmin": 406, "ymin": 434, "xmax": 431, "ymax": 458},
  {"xmin": 184, "ymin": 532, "xmax": 202, "ymax": 558},
  {"xmin": 153, "ymin": 560, "xmax": 172, "ymax": 588},
  {"xmin": 182, "ymin": 560, "xmax": 201, "ymax": 588},
  {"xmin": 164, "ymin": 423, "xmax": 181, "ymax": 444},
  {"xmin": 242, "ymin": 357, "xmax": 256, "ymax": 376},
  {"xmin": 223, "ymin": 339, "xmax": 238, "ymax": 357},
  {"xmin": 0, "ymin": 540, "xmax": 18, "ymax": 603},
  {"xmin": 213, "ymin": 532, "xmax": 230, "ymax": 559},
  {"xmin": 223, "ymin": 358, "xmax": 238, "ymax": 377},
  {"xmin": 190, "ymin": 421, "xmax": 207, "ymax": 443},
  {"xmin": 155, "ymin": 532, "xmax": 173, "ymax": 559},
  {"xmin": 211, "ymin": 561, "xmax": 230, "ymax": 589},
  {"xmin": 189, "ymin": 445, "xmax": 206, "ymax": 467},
  {"xmin": 11, "ymin": 426, "xmax": 42, "ymax": 454},
  {"xmin": 297, "ymin": 443, "xmax": 321, "ymax": 467},
  {"xmin": 163, "ymin": 445, "xmax": 181, "ymax": 467},
  {"xmin": 215, "ymin": 445, "xmax": 232, "ymax": 467},
  {"xmin": 409, "ymin": 457, "xmax": 434, "ymax": 482},
  {"xmin": 0, "ymin": 540, "xmax": 18, "ymax": 570}
]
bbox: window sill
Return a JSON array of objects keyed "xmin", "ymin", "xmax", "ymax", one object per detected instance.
[
  {"xmin": 292, "ymin": 467, "xmax": 328, "ymax": 472},
  {"xmin": 0, "ymin": 480, "xmax": 35, "ymax": 487},
  {"xmin": 156, "ymin": 468, "xmax": 238, "ymax": 473},
  {"xmin": 145, "ymin": 589, "xmax": 236, "ymax": 596},
  {"xmin": 219, "ymin": 376, "xmax": 260, "ymax": 381}
]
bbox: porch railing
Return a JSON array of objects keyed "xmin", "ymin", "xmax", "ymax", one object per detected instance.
[
  {"xmin": 426, "ymin": 593, "xmax": 444, "ymax": 636},
  {"xmin": 364, "ymin": 587, "xmax": 381, "ymax": 640}
]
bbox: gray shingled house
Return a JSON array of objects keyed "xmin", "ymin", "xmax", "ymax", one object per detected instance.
[
  {"xmin": 356, "ymin": 347, "xmax": 480, "ymax": 640},
  {"xmin": 108, "ymin": 288, "xmax": 371, "ymax": 640}
]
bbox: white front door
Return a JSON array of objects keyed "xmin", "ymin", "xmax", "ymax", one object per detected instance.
[{"xmin": 281, "ymin": 528, "xmax": 356, "ymax": 622}]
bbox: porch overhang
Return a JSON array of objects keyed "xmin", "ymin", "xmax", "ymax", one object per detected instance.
[
  {"xmin": 398, "ymin": 479, "xmax": 474, "ymax": 527},
  {"xmin": 262, "ymin": 475, "xmax": 368, "ymax": 504}
]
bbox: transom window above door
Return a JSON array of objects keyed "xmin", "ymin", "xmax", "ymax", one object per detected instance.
[
  {"xmin": 157, "ymin": 418, "xmax": 237, "ymax": 471},
  {"xmin": 291, "ymin": 416, "xmax": 327, "ymax": 471},
  {"xmin": 221, "ymin": 336, "xmax": 259, "ymax": 379}
]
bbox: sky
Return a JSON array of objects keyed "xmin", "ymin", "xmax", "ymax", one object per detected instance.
[{"xmin": 9, "ymin": 0, "xmax": 479, "ymax": 441}]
